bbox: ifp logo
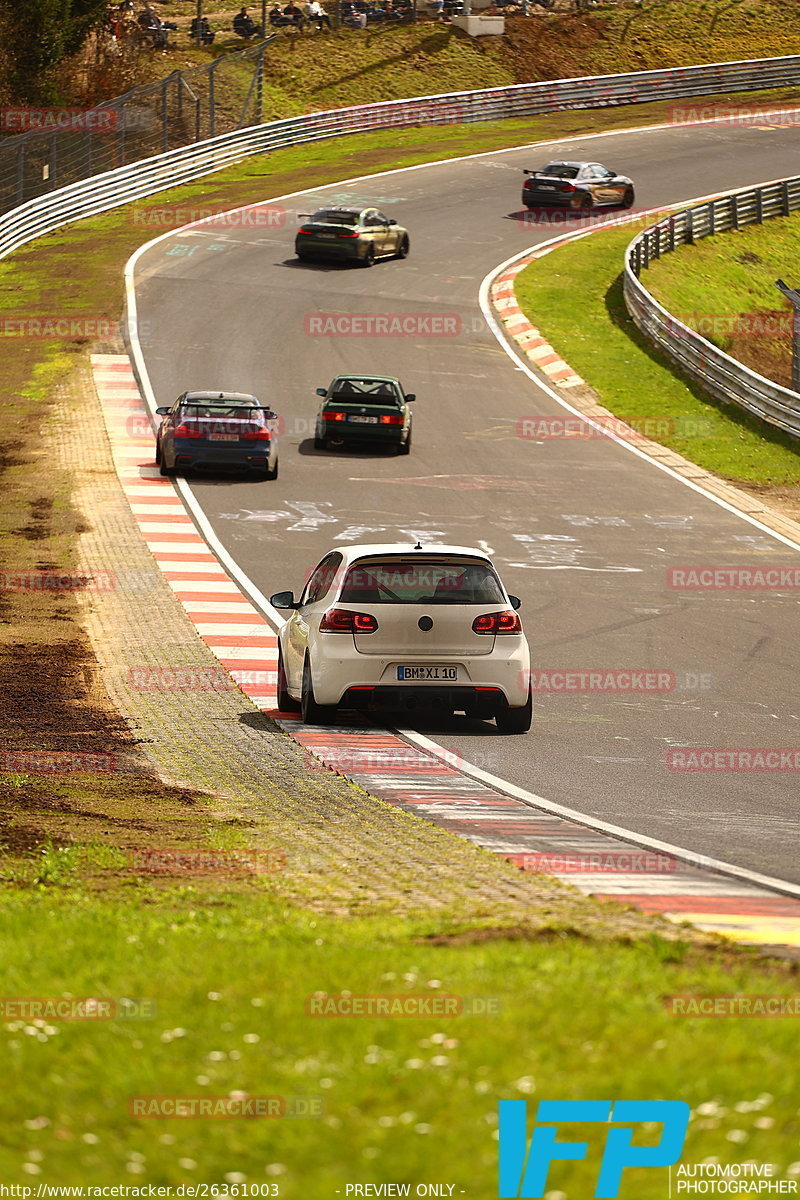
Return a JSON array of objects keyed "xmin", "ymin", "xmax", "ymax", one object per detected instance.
[{"xmin": 498, "ymin": 1100, "xmax": 690, "ymax": 1198}]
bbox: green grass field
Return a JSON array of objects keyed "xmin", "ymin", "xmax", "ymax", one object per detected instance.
[
  {"xmin": 1, "ymin": 886, "xmax": 798, "ymax": 1190},
  {"xmin": 513, "ymin": 224, "xmax": 800, "ymax": 485},
  {"xmin": 643, "ymin": 211, "xmax": 800, "ymax": 392}
]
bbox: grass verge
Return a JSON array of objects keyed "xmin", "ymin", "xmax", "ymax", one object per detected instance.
[
  {"xmin": 513, "ymin": 222, "xmax": 800, "ymax": 487},
  {"xmin": 0, "ymin": 887, "xmax": 798, "ymax": 1188},
  {"xmin": 643, "ymin": 210, "xmax": 800, "ymax": 392}
]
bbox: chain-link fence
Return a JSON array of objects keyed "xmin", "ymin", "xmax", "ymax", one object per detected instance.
[{"xmin": 0, "ymin": 38, "xmax": 276, "ymax": 214}]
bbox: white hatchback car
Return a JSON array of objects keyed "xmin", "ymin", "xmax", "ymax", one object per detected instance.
[{"xmin": 270, "ymin": 543, "xmax": 532, "ymax": 733}]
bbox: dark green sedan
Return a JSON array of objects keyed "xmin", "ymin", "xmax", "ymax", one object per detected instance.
[
  {"xmin": 314, "ymin": 375, "xmax": 414, "ymax": 454},
  {"xmin": 295, "ymin": 206, "xmax": 410, "ymax": 266}
]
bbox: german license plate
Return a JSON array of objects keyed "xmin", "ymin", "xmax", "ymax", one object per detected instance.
[
  {"xmin": 538, "ymin": 184, "xmax": 555, "ymax": 190},
  {"xmin": 317, "ymin": 232, "xmax": 336, "ymax": 239},
  {"xmin": 397, "ymin": 665, "xmax": 458, "ymax": 681},
  {"xmin": 348, "ymin": 415, "xmax": 378, "ymax": 424},
  {"xmin": 209, "ymin": 433, "xmax": 238, "ymax": 441}
]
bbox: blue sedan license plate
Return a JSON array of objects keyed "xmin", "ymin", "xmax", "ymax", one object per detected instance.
[{"xmin": 397, "ymin": 666, "xmax": 458, "ymax": 681}]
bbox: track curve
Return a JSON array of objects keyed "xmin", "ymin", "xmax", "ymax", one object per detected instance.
[{"xmin": 129, "ymin": 117, "xmax": 800, "ymax": 885}]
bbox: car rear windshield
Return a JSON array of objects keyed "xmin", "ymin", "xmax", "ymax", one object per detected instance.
[
  {"xmin": 539, "ymin": 163, "xmax": 579, "ymax": 178},
  {"xmin": 311, "ymin": 210, "xmax": 359, "ymax": 226},
  {"xmin": 338, "ymin": 558, "xmax": 506, "ymax": 605},
  {"xmin": 330, "ymin": 380, "xmax": 400, "ymax": 404},
  {"xmin": 179, "ymin": 404, "xmax": 267, "ymax": 418}
]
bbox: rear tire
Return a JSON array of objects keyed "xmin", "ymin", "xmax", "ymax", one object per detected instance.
[
  {"xmin": 301, "ymin": 658, "xmax": 337, "ymax": 725},
  {"xmin": 361, "ymin": 245, "xmax": 375, "ymax": 268},
  {"xmin": 577, "ymin": 192, "xmax": 593, "ymax": 212},
  {"xmin": 314, "ymin": 434, "xmax": 327, "ymax": 450},
  {"xmin": 277, "ymin": 648, "xmax": 301, "ymax": 713},
  {"xmin": 159, "ymin": 456, "xmax": 175, "ymax": 477},
  {"xmin": 495, "ymin": 690, "xmax": 532, "ymax": 734},
  {"xmin": 264, "ymin": 457, "xmax": 278, "ymax": 481},
  {"xmin": 397, "ymin": 426, "xmax": 411, "ymax": 456}
]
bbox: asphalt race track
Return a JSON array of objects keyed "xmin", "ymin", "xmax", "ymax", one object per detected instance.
[{"xmin": 130, "ymin": 118, "xmax": 800, "ymax": 886}]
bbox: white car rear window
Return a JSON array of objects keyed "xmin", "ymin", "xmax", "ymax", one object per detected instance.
[{"xmin": 338, "ymin": 558, "xmax": 505, "ymax": 605}]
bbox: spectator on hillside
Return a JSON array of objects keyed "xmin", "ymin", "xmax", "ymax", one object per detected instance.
[
  {"xmin": 341, "ymin": 1, "xmax": 367, "ymax": 24},
  {"xmin": 137, "ymin": 6, "xmax": 176, "ymax": 46},
  {"xmin": 305, "ymin": 0, "xmax": 332, "ymax": 28},
  {"xmin": 233, "ymin": 6, "xmax": 263, "ymax": 36},
  {"xmin": 282, "ymin": 1, "xmax": 305, "ymax": 26},
  {"xmin": 190, "ymin": 14, "xmax": 215, "ymax": 41}
]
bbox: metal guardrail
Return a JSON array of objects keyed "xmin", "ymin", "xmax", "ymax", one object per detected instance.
[
  {"xmin": 4, "ymin": 55, "xmax": 800, "ymax": 265},
  {"xmin": 5, "ymin": 52, "xmax": 800, "ymax": 218},
  {"xmin": 0, "ymin": 37, "xmax": 277, "ymax": 215},
  {"xmin": 624, "ymin": 179, "xmax": 800, "ymax": 439}
]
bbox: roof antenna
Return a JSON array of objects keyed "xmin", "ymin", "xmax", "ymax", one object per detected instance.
[{"xmin": 414, "ymin": 540, "xmax": 422, "ymax": 550}]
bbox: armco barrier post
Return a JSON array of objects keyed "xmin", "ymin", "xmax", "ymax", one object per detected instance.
[
  {"xmin": 161, "ymin": 78, "xmax": 169, "ymax": 153},
  {"xmin": 775, "ymin": 279, "xmax": 800, "ymax": 393},
  {"xmin": 48, "ymin": 133, "xmax": 57, "ymax": 190},
  {"xmin": 16, "ymin": 143, "xmax": 24, "ymax": 206}
]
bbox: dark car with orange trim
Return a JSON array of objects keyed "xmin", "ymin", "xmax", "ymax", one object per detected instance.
[{"xmin": 295, "ymin": 206, "xmax": 409, "ymax": 266}]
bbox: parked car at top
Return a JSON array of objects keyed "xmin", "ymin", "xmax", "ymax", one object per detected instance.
[
  {"xmin": 522, "ymin": 161, "xmax": 635, "ymax": 210},
  {"xmin": 295, "ymin": 206, "xmax": 410, "ymax": 266},
  {"xmin": 314, "ymin": 375, "xmax": 414, "ymax": 454},
  {"xmin": 155, "ymin": 391, "xmax": 279, "ymax": 479},
  {"xmin": 270, "ymin": 542, "xmax": 532, "ymax": 733}
]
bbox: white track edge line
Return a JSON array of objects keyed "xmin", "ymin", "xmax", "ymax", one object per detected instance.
[
  {"xmin": 122, "ymin": 129, "xmax": 800, "ymax": 903},
  {"xmin": 397, "ymin": 727, "xmax": 800, "ymax": 900}
]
